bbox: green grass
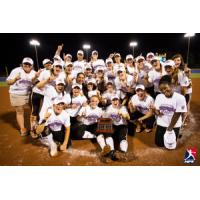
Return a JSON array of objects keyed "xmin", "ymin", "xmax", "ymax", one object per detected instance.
[
  {"xmin": 191, "ymin": 73, "xmax": 200, "ymax": 78},
  {"xmin": 0, "ymin": 82, "xmax": 7, "ymax": 86}
]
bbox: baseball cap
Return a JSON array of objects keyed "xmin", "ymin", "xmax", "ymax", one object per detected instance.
[
  {"xmin": 106, "ymin": 58, "xmax": 113, "ymax": 64},
  {"xmin": 96, "ymin": 66, "xmax": 105, "ymax": 72},
  {"xmin": 53, "ymin": 98, "xmax": 66, "ymax": 105},
  {"xmin": 22, "ymin": 57, "xmax": 34, "ymax": 65},
  {"xmin": 56, "ymin": 79, "xmax": 65, "ymax": 85},
  {"xmin": 87, "ymin": 78, "xmax": 96, "ymax": 85},
  {"xmin": 65, "ymin": 62, "xmax": 73, "ymax": 67},
  {"xmin": 126, "ymin": 54, "xmax": 134, "ymax": 60},
  {"xmin": 53, "ymin": 60, "xmax": 64, "ymax": 67},
  {"xmin": 164, "ymin": 130, "xmax": 177, "ymax": 150},
  {"xmin": 72, "ymin": 84, "xmax": 82, "ymax": 89},
  {"xmin": 53, "ymin": 55, "xmax": 62, "ymax": 61},
  {"xmin": 114, "ymin": 53, "xmax": 121, "ymax": 57},
  {"xmin": 111, "ymin": 95, "xmax": 119, "ymax": 101},
  {"xmin": 164, "ymin": 60, "xmax": 175, "ymax": 68},
  {"xmin": 151, "ymin": 56, "xmax": 160, "ymax": 62},
  {"xmin": 77, "ymin": 50, "xmax": 84, "ymax": 55},
  {"xmin": 92, "ymin": 50, "xmax": 98, "ymax": 55},
  {"xmin": 136, "ymin": 56, "xmax": 145, "ymax": 62},
  {"xmin": 85, "ymin": 64, "xmax": 92, "ymax": 70},
  {"xmin": 135, "ymin": 84, "xmax": 145, "ymax": 91},
  {"xmin": 117, "ymin": 67, "xmax": 125, "ymax": 73},
  {"xmin": 43, "ymin": 59, "xmax": 52, "ymax": 66},
  {"xmin": 66, "ymin": 54, "xmax": 72, "ymax": 59},
  {"xmin": 146, "ymin": 52, "xmax": 155, "ymax": 58}
]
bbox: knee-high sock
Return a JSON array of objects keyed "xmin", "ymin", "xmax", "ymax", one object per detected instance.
[
  {"xmin": 97, "ymin": 134, "xmax": 106, "ymax": 149},
  {"xmin": 120, "ymin": 140, "xmax": 128, "ymax": 152},
  {"xmin": 105, "ymin": 137, "xmax": 114, "ymax": 150},
  {"xmin": 82, "ymin": 131, "xmax": 96, "ymax": 139}
]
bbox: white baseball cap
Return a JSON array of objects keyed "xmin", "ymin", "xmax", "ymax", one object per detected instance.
[
  {"xmin": 135, "ymin": 84, "xmax": 145, "ymax": 91},
  {"xmin": 106, "ymin": 58, "xmax": 113, "ymax": 64},
  {"xmin": 126, "ymin": 54, "xmax": 134, "ymax": 60},
  {"xmin": 151, "ymin": 56, "xmax": 160, "ymax": 62},
  {"xmin": 111, "ymin": 95, "xmax": 120, "ymax": 101},
  {"xmin": 72, "ymin": 83, "xmax": 82, "ymax": 89},
  {"xmin": 56, "ymin": 79, "xmax": 65, "ymax": 85},
  {"xmin": 117, "ymin": 67, "xmax": 125, "ymax": 73},
  {"xmin": 85, "ymin": 64, "xmax": 92, "ymax": 70},
  {"xmin": 53, "ymin": 98, "xmax": 66, "ymax": 105},
  {"xmin": 164, "ymin": 60, "xmax": 175, "ymax": 68},
  {"xmin": 22, "ymin": 57, "xmax": 34, "ymax": 65},
  {"xmin": 92, "ymin": 50, "xmax": 98, "ymax": 55},
  {"xmin": 53, "ymin": 60, "xmax": 64, "ymax": 68},
  {"xmin": 77, "ymin": 50, "xmax": 84, "ymax": 55},
  {"xmin": 164, "ymin": 130, "xmax": 177, "ymax": 150},
  {"xmin": 146, "ymin": 52, "xmax": 155, "ymax": 58},
  {"xmin": 87, "ymin": 78, "xmax": 96, "ymax": 85},
  {"xmin": 136, "ymin": 56, "xmax": 145, "ymax": 62},
  {"xmin": 96, "ymin": 66, "xmax": 105, "ymax": 72},
  {"xmin": 66, "ymin": 54, "xmax": 72, "ymax": 58},
  {"xmin": 114, "ymin": 53, "xmax": 121, "ymax": 57},
  {"xmin": 42, "ymin": 59, "xmax": 52, "ymax": 66},
  {"xmin": 65, "ymin": 62, "xmax": 73, "ymax": 67},
  {"xmin": 53, "ymin": 55, "xmax": 62, "ymax": 61}
]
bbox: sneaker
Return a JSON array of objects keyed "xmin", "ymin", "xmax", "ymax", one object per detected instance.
[
  {"xmin": 20, "ymin": 128, "xmax": 28, "ymax": 137},
  {"xmin": 108, "ymin": 150, "xmax": 119, "ymax": 161},
  {"xmin": 101, "ymin": 145, "xmax": 111, "ymax": 157},
  {"xmin": 50, "ymin": 142, "xmax": 58, "ymax": 157},
  {"xmin": 115, "ymin": 150, "xmax": 128, "ymax": 161},
  {"xmin": 30, "ymin": 130, "xmax": 39, "ymax": 139}
]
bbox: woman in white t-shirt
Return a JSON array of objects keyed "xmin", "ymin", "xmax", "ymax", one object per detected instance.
[
  {"xmin": 38, "ymin": 99, "xmax": 71, "ymax": 157},
  {"xmin": 125, "ymin": 54, "xmax": 137, "ymax": 76},
  {"xmin": 6, "ymin": 57, "xmax": 37, "ymax": 136},
  {"xmin": 104, "ymin": 95, "xmax": 130, "ymax": 161},
  {"xmin": 129, "ymin": 84, "xmax": 155, "ymax": 133},
  {"xmin": 153, "ymin": 75, "xmax": 187, "ymax": 148}
]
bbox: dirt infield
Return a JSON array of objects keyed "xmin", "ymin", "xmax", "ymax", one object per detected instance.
[{"xmin": 0, "ymin": 79, "xmax": 200, "ymax": 166}]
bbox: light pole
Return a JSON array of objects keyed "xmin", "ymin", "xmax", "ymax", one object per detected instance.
[
  {"xmin": 129, "ymin": 41, "xmax": 138, "ymax": 58},
  {"xmin": 30, "ymin": 39, "xmax": 40, "ymax": 70},
  {"xmin": 184, "ymin": 33, "xmax": 195, "ymax": 65},
  {"xmin": 83, "ymin": 44, "xmax": 91, "ymax": 61}
]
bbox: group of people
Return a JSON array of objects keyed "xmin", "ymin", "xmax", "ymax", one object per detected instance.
[{"xmin": 6, "ymin": 44, "xmax": 192, "ymax": 162}]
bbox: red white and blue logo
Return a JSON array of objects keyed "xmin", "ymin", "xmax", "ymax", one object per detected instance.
[{"xmin": 184, "ymin": 148, "xmax": 196, "ymax": 164}]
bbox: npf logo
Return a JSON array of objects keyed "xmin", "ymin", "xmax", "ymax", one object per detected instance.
[{"xmin": 184, "ymin": 148, "xmax": 196, "ymax": 164}]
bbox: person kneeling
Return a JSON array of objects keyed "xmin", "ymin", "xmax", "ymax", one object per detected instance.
[
  {"xmin": 36, "ymin": 99, "xmax": 71, "ymax": 157},
  {"xmin": 129, "ymin": 84, "xmax": 155, "ymax": 133}
]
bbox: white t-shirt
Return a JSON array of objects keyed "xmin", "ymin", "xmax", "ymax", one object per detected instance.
[
  {"xmin": 44, "ymin": 108, "xmax": 70, "ymax": 131},
  {"xmin": 35, "ymin": 70, "xmax": 65, "ymax": 92},
  {"xmin": 7, "ymin": 67, "xmax": 36, "ymax": 95},
  {"xmin": 148, "ymin": 69, "xmax": 166, "ymax": 92},
  {"xmin": 102, "ymin": 90, "xmax": 121, "ymax": 102},
  {"xmin": 90, "ymin": 59, "xmax": 106, "ymax": 72},
  {"xmin": 39, "ymin": 86, "xmax": 71, "ymax": 120},
  {"xmin": 104, "ymin": 70, "xmax": 116, "ymax": 83},
  {"xmin": 154, "ymin": 92, "xmax": 187, "ymax": 128},
  {"xmin": 105, "ymin": 105, "xmax": 128, "ymax": 125},
  {"xmin": 115, "ymin": 74, "xmax": 135, "ymax": 98},
  {"xmin": 66, "ymin": 94, "xmax": 87, "ymax": 117},
  {"xmin": 126, "ymin": 65, "xmax": 137, "ymax": 75},
  {"xmin": 78, "ymin": 105, "xmax": 103, "ymax": 125},
  {"xmin": 73, "ymin": 60, "xmax": 86, "ymax": 77},
  {"xmin": 130, "ymin": 94, "xmax": 154, "ymax": 114},
  {"xmin": 32, "ymin": 68, "xmax": 49, "ymax": 95}
]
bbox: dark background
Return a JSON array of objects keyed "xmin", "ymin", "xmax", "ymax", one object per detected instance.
[{"xmin": 0, "ymin": 33, "xmax": 199, "ymax": 75}]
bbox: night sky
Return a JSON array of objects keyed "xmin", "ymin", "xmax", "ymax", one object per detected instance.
[{"xmin": 0, "ymin": 33, "xmax": 199, "ymax": 74}]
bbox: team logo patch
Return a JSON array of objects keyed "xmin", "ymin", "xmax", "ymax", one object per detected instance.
[{"xmin": 184, "ymin": 147, "xmax": 196, "ymax": 164}]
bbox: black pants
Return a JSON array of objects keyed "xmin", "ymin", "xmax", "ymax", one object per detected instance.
[
  {"xmin": 155, "ymin": 125, "xmax": 180, "ymax": 147},
  {"xmin": 113, "ymin": 125, "xmax": 127, "ymax": 142},
  {"xmin": 184, "ymin": 94, "xmax": 191, "ymax": 105},
  {"xmin": 130, "ymin": 111, "xmax": 155, "ymax": 129},
  {"xmin": 41, "ymin": 126, "xmax": 71, "ymax": 148},
  {"xmin": 31, "ymin": 92, "xmax": 44, "ymax": 118},
  {"xmin": 71, "ymin": 123, "xmax": 98, "ymax": 140}
]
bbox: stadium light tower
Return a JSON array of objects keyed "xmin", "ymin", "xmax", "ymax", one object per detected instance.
[
  {"xmin": 184, "ymin": 33, "xmax": 195, "ymax": 65},
  {"xmin": 30, "ymin": 39, "xmax": 40, "ymax": 70},
  {"xmin": 129, "ymin": 41, "xmax": 138, "ymax": 58},
  {"xmin": 83, "ymin": 44, "xmax": 91, "ymax": 61}
]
